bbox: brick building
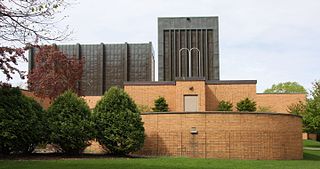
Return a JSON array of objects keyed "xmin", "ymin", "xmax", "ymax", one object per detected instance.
[{"xmin": 25, "ymin": 16, "xmax": 305, "ymax": 160}]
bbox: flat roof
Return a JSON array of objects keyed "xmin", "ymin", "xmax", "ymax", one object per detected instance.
[{"xmin": 124, "ymin": 80, "xmax": 257, "ymax": 86}]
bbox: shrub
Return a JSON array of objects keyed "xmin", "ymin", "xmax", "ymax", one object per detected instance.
[
  {"xmin": 287, "ymin": 101, "xmax": 306, "ymax": 116},
  {"xmin": 236, "ymin": 98, "xmax": 257, "ymax": 112},
  {"xmin": 93, "ymin": 87, "xmax": 145, "ymax": 155},
  {"xmin": 138, "ymin": 104, "xmax": 151, "ymax": 112},
  {"xmin": 0, "ymin": 84, "xmax": 46, "ymax": 154},
  {"xmin": 47, "ymin": 90, "xmax": 93, "ymax": 154},
  {"xmin": 217, "ymin": 100, "xmax": 233, "ymax": 111},
  {"xmin": 152, "ymin": 96, "xmax": 169, "ymax": 112},
  {"xmin": 302, "ymin": 81, "xmax": 320, "ymax": 133}
]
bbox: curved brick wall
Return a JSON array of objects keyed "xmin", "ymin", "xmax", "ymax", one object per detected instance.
[{"xmin": 138, "ymin": 112, "xmax": 302, "ymax": 160}]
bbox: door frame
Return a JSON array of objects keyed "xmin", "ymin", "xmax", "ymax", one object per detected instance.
[{"xmin": 183, "ymin": 94, "xmax": 199, "ymax": 112}]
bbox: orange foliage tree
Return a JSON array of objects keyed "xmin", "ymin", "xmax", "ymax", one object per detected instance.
[{"xmin": 28, "ymin": 45, "xmax": 83, "ymax": 99}]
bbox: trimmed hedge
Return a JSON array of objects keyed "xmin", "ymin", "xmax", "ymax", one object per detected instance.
[
  {"xmin": 0, "ymin": 85, "xmax": 46, "ymax": 154},
  {"xmin": 93, "ymin": 87, "xmax": 145, "ymax": 155},
  {"xmin": 47, "ymin": 90, "xmax": 93, "ymax": 154},
  {"xmin": 217, "ymin": 100, "xmax": 233, "ymax": 111},
  {"xmin": 152, "ymin": 96, "xmax": 169, "ymax": 112},
  {"xmin": 236, "ymin": 98, "xmax": 257, "ymax": 112}
]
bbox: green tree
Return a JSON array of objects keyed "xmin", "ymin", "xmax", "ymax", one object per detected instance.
[
  {"xmin": 93, "ymin": 87, "xmax": 145, "ymax": 155},
  {"xmin": 264, "ymin": 82, "xmax": 307, "ymax": 93},
  {"xmin": 303, "ymin": 81, "xmax": 320, "ymax": 133},
  {"xmin": 236, "ymin": 98, "xmax": 257, "ymax": 112},
  {"xmin": 152, "ymin": 96, "xmax": 169, "ymax": 112},
  {"xmin": 47, "ymin": 90, "xmax": 93, "ymax": 154},
  {"xmin": 0, "ymin": 83, "xmax": 46, "ymax": 154},
  {"xmin": 217, "ymin": 100, "xmax": 233, "ymax": 111},
  {"xmin": 287, "ymin": 101, "xmax": 306, "ymax": 116}
]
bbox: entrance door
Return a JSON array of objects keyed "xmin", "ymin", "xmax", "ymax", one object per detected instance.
[{"xmin": 184, "ymin": 95, "xmax": 198, "ymax": 112}]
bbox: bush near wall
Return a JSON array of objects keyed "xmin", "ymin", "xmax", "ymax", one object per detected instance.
[
  {"xmin": 93, "ymin": 87, "xmax": 145, "ymax": 155},
  {"xmin": 217, "ymin": 100, "xmax": 233, "ymax": 111},
  {"xmin": 47, "ymin": 90, "xmax": 94, "ymax": 154},
  {"xmin": 0, "ymin": 84, "xmax": 46, "ymax": 154},
  {"xmin": 152, "ymin": 96, "xmax": 169, "ymax": 112},
  {"xmin": 236, "ymin": 98, "xmax": 257, "ymax": 112}
]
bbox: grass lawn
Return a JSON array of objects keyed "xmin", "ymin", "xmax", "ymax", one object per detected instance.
[
  {"xmin": 304, "ymin": 139, "xmax": 320, "ymax": 148},
  {"xmin": 0, "ymin": 150, "xmax": 319, "ymax": 169}
]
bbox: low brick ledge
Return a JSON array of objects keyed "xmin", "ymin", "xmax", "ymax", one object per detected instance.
[
  {"xmin": 206, "ymin": 80, "xmax": 257, "ymax": 85},
  {"xmin": 124, "ymin": 81, "xmax": 176, "ymax": 86},
  {"xmin": 141, "ymin": 111, "xmax": 301, "ymax": 118}
]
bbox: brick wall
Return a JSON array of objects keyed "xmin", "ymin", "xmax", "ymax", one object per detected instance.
[
  {"xmin": 124, "ymin": 84, "xmax": 176, "ymax": 111},
  {"xmin": 256, "ymin": 93, "xmax": 306, "ymax": 113},
  {"xmin": 124, "ymin": 82, "xmax": 305, "ymax": 113},
  {"xmin": 22, "ymin": 82, "xmax": 306, "ymax": 113},
  {"xmin": 175, "ymin": 81, "xmax": 206, "ymax": 111},
  {"xmin": 83, "ymin": 96, "xmax": 102, "ymax": 109},
  {"xmin": 205, "ymin": 84, "xmax": 256, "ymax": 111},
  {"xmin": 21, "ymin": 90, "xmax": 51, "ymax": 109},
  {"xmin": 138, "ymin": 112, "xmax": 303, "ymax": 160}
]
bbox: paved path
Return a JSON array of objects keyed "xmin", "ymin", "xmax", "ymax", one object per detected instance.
[{"xmin": 304, "ymin": 147, "xmax": 320, "ymax": 150}]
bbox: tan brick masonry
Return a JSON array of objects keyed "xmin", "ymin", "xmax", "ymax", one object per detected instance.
[{"xmin": 137, "ymin": 112, "xmax": 303, "ymax": 160}]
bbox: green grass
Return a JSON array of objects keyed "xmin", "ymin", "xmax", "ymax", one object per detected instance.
[
  {"xmin": 304, "ymin": 139, "xmax": 320, "ymax": 148},
  {"xmin": 0, "ymin": 150, "xmax": 319, "ymax": 169}
]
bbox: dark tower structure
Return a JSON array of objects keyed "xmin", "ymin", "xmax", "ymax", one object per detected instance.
[
  {"xmin": 158, "ymin": 17, "xmax": 220, "ymax": 81},
  {"xmin": 29, "ymin": 42, "xmax": 154, "ymax": 96}
]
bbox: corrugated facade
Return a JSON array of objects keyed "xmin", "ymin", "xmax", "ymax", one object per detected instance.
[
  {"xmin": 29, "ymin": 43, "xmax": 155, "ymax": 96},
  {"xmin": 158, "ymin": 17, "xmax": 220, "ymax": 81}
]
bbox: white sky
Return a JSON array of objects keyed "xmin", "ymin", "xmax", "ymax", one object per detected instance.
[{"xmin": 1, "ymin": 0, "xmax": 320, "ymax": 92}]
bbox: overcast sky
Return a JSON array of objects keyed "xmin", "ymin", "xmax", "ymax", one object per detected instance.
[{"xmin": 2, "ymin": 0, "xmax": 319, "ymax": 92}]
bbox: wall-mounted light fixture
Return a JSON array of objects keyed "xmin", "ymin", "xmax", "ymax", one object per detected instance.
[
  {"xmin": 189, "ymin": 86, "xmax": 194, "ymax": 91},
  {"xmin": 190, "ymin": 127, "xmax": 198, "ymax": 134}
]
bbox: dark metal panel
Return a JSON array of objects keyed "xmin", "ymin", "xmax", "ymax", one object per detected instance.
[
  {"xmin": 104, "ymin": 44, "xmax": 126, "ymax": 90},
  {"xmin": 205, "ymin": 29, "xmax": 209, "ymax": 80},
  {"xmin": 127, "ymin": 44, "xmax": 151, "ymax": 82},
  {"xmin": 168, "ymin": 30, "xmax": 172, "ymax": 81},
  {"xmin": 29, "ymin": 42, "xmax": 154, "ymax": 96},
  {"xmin": 124, "ymin": 43, "xmax": 128, "ymax": 82},
  {"xmin": 158, "ymin": 17, "xmax": 220, "ymax": 81},
  {"xmin": 80, "ymin": 44, "xmax": 103, "ymax": 96},
  {"xmin": 28, "ymin": 48, "xmax": 34, "ymax": 71},
  {"xmin": 207, "ymin": 29, "xmax": 214, "ymax": 80},
  {"xmin": 173, "ymin": 30, "xmax": 176, "ymax": 79},
  {"xmin": 163, "ymin": 30, "xmax": 169, "ymax": 80},
  {"xmin": 213, "ymin": 17, "xmax": 220, "ymax": 80}
]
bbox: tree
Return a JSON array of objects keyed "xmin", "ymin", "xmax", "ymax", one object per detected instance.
[
  {"xmin": 236, "ymin": 98, "xmax": 257, "ymax": 112},
  {"xmin": 0, "ymin": 83, "xmax": 46, "ymax": 154},
  {"xmin": 264, "ymin": 82, "xmax": 307, "ymax": 93},
  {"xmin": 217, "ymin": 100, "xmax": 233, "ymax": 111},
  {"xmin": 0, "ymin": 0, "xmax": 70, "ymax": 81},
  {"xmin": 303, "ymin": 81, "xmax": 320, "ymax": 133},
  {"xmin": 28, "ymin": 45, "xmax": 83, "ymax": 99},
  {"xmin": 287, "ymin": 101, "xmax": 306, "ymax": 116},
  {"xmin": 152, "ymin": 96, "xmax": 169, "ymax": 112},
  {"xmin": 47, "ymin": 90, "xmax": 93, "ymax": 154},
  {"xmin": 93, "ymin": 87, "xmax": 145, "ymax": 155}
]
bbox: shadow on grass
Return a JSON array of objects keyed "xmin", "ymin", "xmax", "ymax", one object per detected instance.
[
  {"xmin": 303, "ymin": 150, "xmax": 320, "ymax": 161},
  {"xmin": 0, "ymin": 153, "xmax": 148, "ymax": 160}
]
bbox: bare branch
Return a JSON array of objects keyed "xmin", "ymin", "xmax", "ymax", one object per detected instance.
[{"xmin": 0, "ymin": 0, "xmax": 72, "ymax": 81}]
